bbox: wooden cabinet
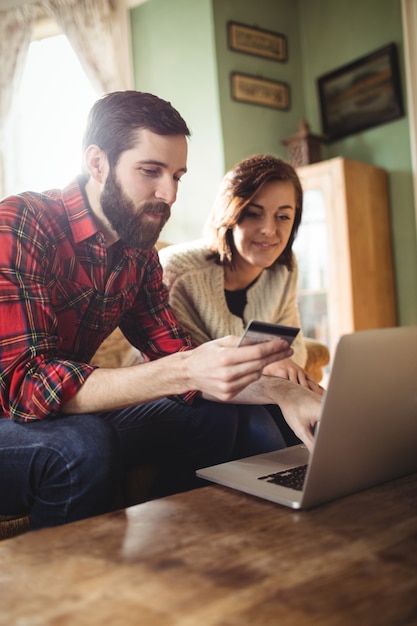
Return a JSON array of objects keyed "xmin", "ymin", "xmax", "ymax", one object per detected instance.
[{"xmin": 294, "ymin": 157, "xmax": 397, "ymax": 361}]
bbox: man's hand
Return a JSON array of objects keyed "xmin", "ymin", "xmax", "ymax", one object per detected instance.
[
  {"xmin": 263, "ymin": 358, "xmax": 324, "ymax": 396},
  {"xmin": 185, "ymin": 335, "xmax": 294, "ymax": 402},
  {"xmin": 200, "ymin": 359, "xmax": 323, "ymax": 451}
]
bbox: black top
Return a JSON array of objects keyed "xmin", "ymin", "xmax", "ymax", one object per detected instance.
[
  {"xmin": 224, "ymin": 287, "xmax": 248, "ymax": 319},
  {"xmin": 224, "ymin": 277, "xmax": 259, "ymax": 318}
]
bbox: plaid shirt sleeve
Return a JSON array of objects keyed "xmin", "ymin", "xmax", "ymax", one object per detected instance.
[{"xmin": 0, "ymin": 194, "xmax": 94, "ymax": 422}]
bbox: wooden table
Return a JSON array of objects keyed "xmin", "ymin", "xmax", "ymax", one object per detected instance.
[{"xmin": 1, "ymin": 474, "xmax": 416, "ymax": 625}]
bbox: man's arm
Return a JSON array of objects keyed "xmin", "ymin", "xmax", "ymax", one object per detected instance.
[
  {"xmin": 63, "ymin": 336, "xmax": 321, "ymax": 450},
  {"xmin": 213, "ymin": 374, "xmax": 322, "ymax": 451},
  {"xmin": 63, "ymin": 336, "xmax": 292, "ymax": 410}
]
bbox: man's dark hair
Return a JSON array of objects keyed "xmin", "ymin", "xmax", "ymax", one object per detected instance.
[{"xmin": 82, "ymin": 91, "xmax": 191, "ymax": 169}]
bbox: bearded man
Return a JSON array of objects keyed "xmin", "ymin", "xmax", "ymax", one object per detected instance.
[{"xmin": 0, "ymin": 91, "xmax": 321, "ymax": 529}]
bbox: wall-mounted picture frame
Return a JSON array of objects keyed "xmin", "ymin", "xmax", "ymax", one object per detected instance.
[
  {"xmin": 228, "ymin": 21, "xmax": 287, "ymax": 62},
  {"xmin": 231, "ymin": 72, "xmax": 290, "ymax": 111},
  {"xmin": 317, "ymin": 43, "xmax": 404, "ymax": 141}
]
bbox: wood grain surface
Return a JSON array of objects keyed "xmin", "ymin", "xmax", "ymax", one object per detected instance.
[{"xmin": 0, "ymin": 474, "xmax": 416, "ymax": 625}]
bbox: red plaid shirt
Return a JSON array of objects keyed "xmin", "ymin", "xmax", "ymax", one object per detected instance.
[{"xmin": 0, "ymin": 178, "xmax": 196, "ymax": 422}]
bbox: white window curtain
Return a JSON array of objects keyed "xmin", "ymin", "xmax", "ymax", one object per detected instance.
[
  {"xmin": 42, "ymin": 0, "xmax": 134, "ymax": 94},
  {"xmin": 0, "ymin": 5, "xmax": 35, "ymax": 199},
  {"xmin": 0, "ymin": 0, "xmax": 134, "ymax": 199}
]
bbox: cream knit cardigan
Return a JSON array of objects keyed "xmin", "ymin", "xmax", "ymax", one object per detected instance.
[{"xmin": 159, "ymin": 240, "xmax": 307, "ymax": 367}]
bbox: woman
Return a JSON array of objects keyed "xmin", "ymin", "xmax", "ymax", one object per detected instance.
[{"xmin": 160, "ymin": 154, "xmax": 321, "ymax": 447}]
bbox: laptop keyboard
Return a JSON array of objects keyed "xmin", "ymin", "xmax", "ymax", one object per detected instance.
[{"xmin": 258, "ymin": 464, "xmax": 308, "ymax": 491}]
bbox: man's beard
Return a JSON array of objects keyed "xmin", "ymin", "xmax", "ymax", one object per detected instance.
[{"xmin": 100, "ymin": 170, "xmax": 170, "ymax": 249}]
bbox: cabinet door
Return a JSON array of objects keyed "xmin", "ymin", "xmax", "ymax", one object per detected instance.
[{"xmin": 295, "ymin": 158, "xmax": 396, "ymax": 361}]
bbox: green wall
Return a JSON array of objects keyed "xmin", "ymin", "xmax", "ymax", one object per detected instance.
[
  {"xmin": 130, "ymin": 0, "xmax": 224, "ymax": 243},
  {"xmin": 212, "ymin": 0, "xmax": 304, "ymax": 168},
  {"xmin": 298, "ymin": 0, "xmax": 417, "ymax": 326},
  {"xmin": 130, "ymin": 0, "xmax": 417, "ymax": 325}
]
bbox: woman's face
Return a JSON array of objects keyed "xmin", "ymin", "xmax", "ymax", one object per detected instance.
[{"xmin": 231, "ymin": 180, "xmax": 297, "ymax": 272}]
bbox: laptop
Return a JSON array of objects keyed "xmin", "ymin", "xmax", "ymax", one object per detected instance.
[{"xmin": 197, "ymin": 326, "xmax": 417, "ymax": 509}]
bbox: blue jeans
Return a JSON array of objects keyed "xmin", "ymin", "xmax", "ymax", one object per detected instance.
[
  {"xmin": 0, "ymin": 398, "xmax": 285, "ymax": 529},
  {"xmin": 0, "ymin": 414, "xmax": 121, "ymax": 530},
  {"xmin": 101, "ymin": 398, "xmax": 286, "ymax": 498}
]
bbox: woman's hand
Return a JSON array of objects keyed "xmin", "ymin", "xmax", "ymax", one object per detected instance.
[{"xmin": 262, "ymin": 358, "xmax": 324, "ymax": 396}]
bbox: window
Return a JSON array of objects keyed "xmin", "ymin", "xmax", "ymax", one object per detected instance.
[{"xmin": 5, "ymin": 31, "xmax": 99, "ymax": 196}]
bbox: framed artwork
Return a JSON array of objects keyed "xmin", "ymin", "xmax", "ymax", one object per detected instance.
[
  {"xmin": 317, "ymin": 43, "xmax": 404, "ymax": 141},
  {"xmin": 231, "ymin": 72, "xmax": 290, "ymax": 110},
  {"xmin": 228, "ymin": 21, "xmax": 287, "ymax": 62}
]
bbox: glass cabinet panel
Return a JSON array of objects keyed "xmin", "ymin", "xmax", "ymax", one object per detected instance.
[
  {"xmin": 293, "ymin": 188, "xmax": 329, "ymax": 348},
  {"xmin": 294, "ymin": 158, "xmax": 396, "ymax": 366}
]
